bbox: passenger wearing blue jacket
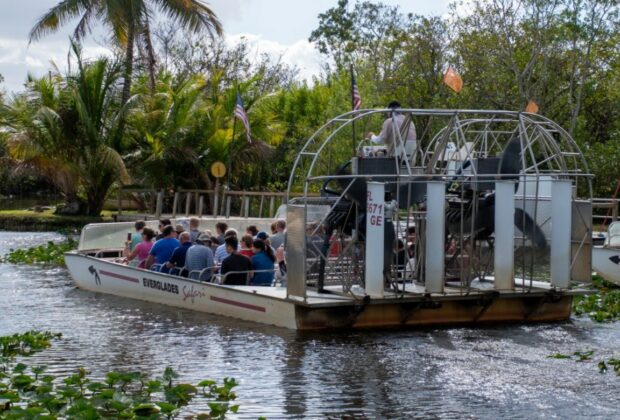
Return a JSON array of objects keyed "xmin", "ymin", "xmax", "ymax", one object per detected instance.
[
  {"xmin": 250, "ymin": 239, "xmax": 275, "ymax": 286},
  {"xmin": 145, "ymin": 225, "xmax": 180, "ymax": 273}
]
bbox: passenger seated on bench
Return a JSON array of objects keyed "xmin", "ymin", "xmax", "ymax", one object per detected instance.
[
  {"xmin": 221, "ymin": 236, "xmax": 252, "ymax": 285},
  {"xmin": 188, "ymin": 217, "xmax": 201, "ymax": 243},
  {"xmin": 166, "ymin": 232, "xmax": 192, "ymax": 276},
  {"xmin": 124, "ymin": 227, "xmax": 155, "ymax": 268},
  {"xmin": 126, "ymin": 220, "xmax": 146, "ymax": 252},
  {"xmin": 214, "ymin": 228, "xmax": 239, "ymax": 264},
  {"xmin": 156, "ymin": 219, "xmax": 172, "ymax": 240},
  {"xmin": 239, "ymin": 234, "xmax": 254, "ymax": 258},
  {"xmin": 250, "ymin": 239, "xmax": 276, "ymax": 286},
  {"xmin": 367, "ymin": 100, "xmax": 416, "ymax": 158},
  {"xmin": 245, "ymin": 225, "xmax": 259, "ymax": 238},
  {"xmin": 145, "ymin": 225, "xmax": 179, "ymax": 272},
  {"xmin": 185, "ymin": 233, "xmax": 214, "ymax": 281},
  {"xmin": 214, "ymin": 222, "xmax": 228, "ymax": 246}
]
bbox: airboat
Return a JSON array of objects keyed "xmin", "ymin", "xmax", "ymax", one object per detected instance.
[
  {"xmin": 592, "ymin": 221, "xmax": 620, "ymax": 285},
  {"xmin": 65, "ymin": 108, "xmax": 594, "ymax": 330}
]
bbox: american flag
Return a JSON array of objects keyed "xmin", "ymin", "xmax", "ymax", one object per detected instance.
[
  {"xmin": 351, "ymin": 65, "xmax": 362, "ymax": 110},
  {"xmin": 234, "ymin": 92, "xmax": 251, "ymax": 142}
]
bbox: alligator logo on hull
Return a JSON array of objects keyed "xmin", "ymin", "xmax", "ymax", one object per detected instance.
[{"xmin": 88, "ymin": 265, "xmax": 101, "ymax": 285}]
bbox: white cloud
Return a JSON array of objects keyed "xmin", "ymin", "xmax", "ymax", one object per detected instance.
[
  {"xmin": 207, "ymin": 0, "xmax": 252, "ymax": 23},
  {"xmin": 0, "ymin": 35, "xmax": 115, "ymax": 92},
  {"xmin": 24, "ymin": 55, "xmax": 44, "ymax": 68},
  {"xmin": 225, "ymin": 33, "xmax": 322, "ymax": 83}
]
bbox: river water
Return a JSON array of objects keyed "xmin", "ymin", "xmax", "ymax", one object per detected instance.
[{"xmin": 1, "ymin": 231, "xmax": 619, "ymax": 419}]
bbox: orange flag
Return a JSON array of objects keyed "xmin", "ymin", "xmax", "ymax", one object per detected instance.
[
  {"xmin": 443, "ymin": 66, "xmax": 463, "ymax": 94},
  {"xmin": 525, "ymin": 100, "xmax": 539, "ymax": 114}
]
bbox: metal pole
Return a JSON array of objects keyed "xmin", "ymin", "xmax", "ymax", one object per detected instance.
[
  {"xmin": 227, "ymin": 118, "xmax": 238, "ymax": 190},
  {"xmin": 494, "ymin": 181, "xmax": 515, "ymax": 290},
  {"xmin": 425, "ymin": 182, "xmax": 445, "ymax": 294},
  {"xmin": 551, "ymin": 180, "xmax": 572, "ymax": 289}
]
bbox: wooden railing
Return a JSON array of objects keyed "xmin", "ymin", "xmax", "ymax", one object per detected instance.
[
  {"xmin": 592, "ymin": 198, "xmax": 619, "ymax": 227},
  {"xmin": 117, "ymin": 189, "xmax": 619, "ymax": 226},
  {"xmin": 116, "ymin": 187, "xmax": 289, "ymax": 219}
]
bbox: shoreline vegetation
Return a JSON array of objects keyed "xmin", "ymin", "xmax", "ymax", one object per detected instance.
[
  {"xmin": 0, "ymin": 210, "xmax": 113, "ymax": 232},
  {"xmin": 0, "ymin": 239, "xmax": 77, "ymax": 267},
  {"xmin": 1, "ymin": 1, "xmax": 619, "ymax": 218}
]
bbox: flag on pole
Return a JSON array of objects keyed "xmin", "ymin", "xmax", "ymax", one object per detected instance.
[
  {"xmin": 234, "ymin": 92, "xmax": 251, "ymax": 142},
  {"xmin": 443, "ymin": 66, "xmax": 463, "ymax": 94},
  {"xmin": 351, "ymin": 65, "xmax": 362, "ymax": 110},
  {"xmin": 525, "ymin": 100, "xmax": 539, "ymax": 114}
]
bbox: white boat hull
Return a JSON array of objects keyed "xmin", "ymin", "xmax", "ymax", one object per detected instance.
[
  {"xmin": 592, "ymin": 246, "xmax": 620, "ymax": 286},
  {"xmin": 64, "ymin": 252, "xmax": 298, "ymax": 329}
]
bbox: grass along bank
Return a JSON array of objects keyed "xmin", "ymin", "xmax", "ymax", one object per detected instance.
[{"xmin": 0, "ymin": 209, "xmax": 115, "ymax": 232}]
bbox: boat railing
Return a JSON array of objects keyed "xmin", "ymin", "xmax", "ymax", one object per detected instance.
[
  {"xmin": 186, "ymin": 266, "xmax": 216, "ymax": 282},
  {"xmin": 218, "ymin": 268, "xmax": 278, "ymax": 286},
  {"xmin": 144, "ymin": 264, "xmax": 279, "ymax": 286}
]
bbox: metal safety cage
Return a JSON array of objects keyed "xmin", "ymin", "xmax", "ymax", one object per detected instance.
[{"xmin": 285, "ymin": 109, "xmax": 593, "ymax": 299}]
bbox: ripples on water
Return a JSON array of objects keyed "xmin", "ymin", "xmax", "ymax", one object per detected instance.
[{"xmin": 1, "ymin": 231, "xmax": 620, "ymax": 418}]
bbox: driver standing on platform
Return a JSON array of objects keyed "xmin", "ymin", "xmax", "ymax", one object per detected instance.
[{"xmin": 367, "ymin": 100, "xmax": 417, "ymax": 158}]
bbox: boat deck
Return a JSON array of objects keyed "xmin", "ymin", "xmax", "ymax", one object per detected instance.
[{"xmin": 225, "ymin": 277, "xmax": 587, "ymax": 309}]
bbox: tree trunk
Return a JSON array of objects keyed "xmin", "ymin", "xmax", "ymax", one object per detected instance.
[
  {"xmin": 121, "ymin": 22, "xmax": 136, "ymax": 106},
  {"xmin": 86, "ymin": 187, "xmax": 107, "ymax": 217}
]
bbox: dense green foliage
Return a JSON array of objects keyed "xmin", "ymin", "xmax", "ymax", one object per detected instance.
[
  {"xmin": 0, "ymin": 332, "xmax": 240, "ymax": 419},
  {"xmin": 1, "ymin": 0, "xmax": 619, "ymax": 213},
  {"xmin": 573, "ymin": 275, "xmax": 620, "ymax": 322},
  {"xmin": 1, "ymin": 239, "xmax": 77, "ymax": 267}
]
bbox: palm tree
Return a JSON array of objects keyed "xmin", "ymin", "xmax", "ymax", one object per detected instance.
[
  {"xmin": 127, "ymin": 72, "xmax": 212, "ymax": 190},
  {"xmin": 29, "ymin": 0, "xmax": 222, "ymax": 105},
  {"xmin": 7, "ymin": 45, "xmax": 130, "ymax": 216},
  {"xmin": 4, "ymin": 74, "xmax": 83, "ymax": 211}
]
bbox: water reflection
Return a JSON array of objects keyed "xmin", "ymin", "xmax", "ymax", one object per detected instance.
[{"xmin": 1, "ymin": 232, "xmax": 620, "ymax": 418}]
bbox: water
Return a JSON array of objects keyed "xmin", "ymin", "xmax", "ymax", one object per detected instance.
[{"xmin": 1, "ymin": 231, "xmax": 620, "ymax": 419}]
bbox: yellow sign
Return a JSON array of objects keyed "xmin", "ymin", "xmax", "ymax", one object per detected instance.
[{"xmin": 211, "ymin": 161, "xmax": 226, "ymax": 178}]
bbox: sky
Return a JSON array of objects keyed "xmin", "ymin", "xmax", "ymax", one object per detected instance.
[{"xmin": 0, "ymin": 0, "xmax": 451, "ymax": 93}]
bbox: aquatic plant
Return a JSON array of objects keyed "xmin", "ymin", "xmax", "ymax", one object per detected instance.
[
  {"xmin": 546, "ymin": 349, "xmax": 620, "ymax": 377},
  {"xmin": 573, "ymin": 275, "xmax": 620, "ymax": 322},
  {"xmin": 0, "ymin": 331, "xmax": 239, "ymax": 419},
  {"xmin": 0, "ymin": 239, "xmax": 77, "ymax": 267}
]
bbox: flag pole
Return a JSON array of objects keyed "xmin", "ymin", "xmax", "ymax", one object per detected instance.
[
  {"xmin": 350, "ymin": 64, "xmax": 358, "ymax": 156},
  {"xmin": 227, "ymin": 112, "xmax": 237, "ymax": 190}
]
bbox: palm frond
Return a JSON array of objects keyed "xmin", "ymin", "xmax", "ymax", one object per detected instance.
[
  {"xmin": 152, "ymin": 0, "xmax": 223, "ymax": 37},
  {"xmin": 29, "ymin": 0, "xmax": 97, "ymax": 43}
]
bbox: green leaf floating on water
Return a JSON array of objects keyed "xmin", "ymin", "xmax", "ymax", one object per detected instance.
[
  {"xmin": 1, "ymin": 331, "xmax": 243, "ymax": 418},
  {"xmin": 548, "ymin": 353, "xmax": 571, "ymax": 359},
  {"xmin": 574, "ymin": 350, "xmax": 595, "ymax": 361},
  {"xmin": 133, "ymin": 402, "xmax": 161, "ymax": 416},
  {"xmin": 573, "ymin": 277, "xmax": 620, "ymax": 322}
]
